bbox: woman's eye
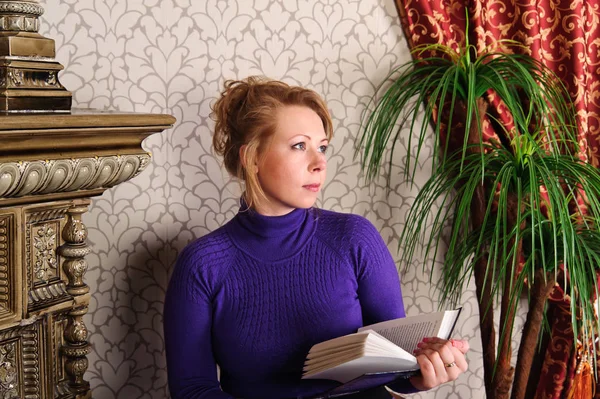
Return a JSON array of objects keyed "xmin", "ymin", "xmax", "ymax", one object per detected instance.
[
  {"xmin": 292, "ymin": 142, "xmax": 306, "ymax": 150},
  {"xmin": 318, "ymin": 145, "xmax": 328, "ymax": 154}
]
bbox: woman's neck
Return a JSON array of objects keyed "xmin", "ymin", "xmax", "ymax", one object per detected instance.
[
  {"xmin": 227, "ymin": 201, "xmax": 318, "ymax": 262},
  {"xmin": 248, "ymin": 197, "xmax": 296, "ymax": 217}
]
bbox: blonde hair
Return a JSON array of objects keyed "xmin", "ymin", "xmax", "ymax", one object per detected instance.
[{"xmin": 211, "ymin": 76, "xmax": 333, "ymax": 210}]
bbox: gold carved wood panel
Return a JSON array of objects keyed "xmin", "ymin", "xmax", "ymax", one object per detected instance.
[
  {"xmin": 0, "ymin": 201, "xmax": 93, "ymax": 399},
  {"xmin": 49, "ymin": 312, "xmax": 74, "ymax": 399},
  {"xmin": 0, "ymin": 321, "xmax": 45, "ymax": 398},
  {"xmin": 0, "ymin": 210, "xmax": 21, "ymax": 327},
  {"xmin": 0, "ymin": 0, "xmax": 176, "ymax": 391},
  {"xmin": 0, "ymin": 106, "xmax": 175, "ymax": 397},
  {"xmin": 24, "ymin": 205, "xmax": 71, "ymax": 313}
]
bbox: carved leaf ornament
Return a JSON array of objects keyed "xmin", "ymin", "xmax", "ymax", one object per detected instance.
[{"xmin": 0, "ymin": 155, "xmax": 150, "ymax": 198}]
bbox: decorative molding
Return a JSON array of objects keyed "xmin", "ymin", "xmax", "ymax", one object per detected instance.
[
  {"xmin": 24, "ymin": 208, "xmax": 69, "ymax": 309},
  {"xmin": 24, "ymin": 208, "xmax": 71, "ymax": 310},
  {"xmin": 3, "ymin": 69, "xmax": 62, "ymax": 89},
  {"xmin": 28, "ymin": 281, "xmax": 68, "ymax": 307},
  {"xmin": 61, "ymin": 305, "xmax": 90, "ymax": 394},
  {"xmin": 61, "ymin": 345, "xmax": 88, "ymax": 358},
  {"xmin": 0, "ymin": 0, "xmax": 71, "ymax": 112},
  {"xmin": 0, "ymin": 154, "xmax": 152, "ymax": 199},
  {"xmin": 0, "ymin": 15, "xmax": 39, "ymax": 31},
  {"xmin": 27, "ymin": 221, "xmax": 60, "ymax": 286},
  {"xmin": 0, "ymin": 323, "xmax": 42, "ymax": 398},
  {"xmin": 0, "ymin": 217, "xmax": 10, "ymax": 314},
  {"xmin": 58, "ymin": 204, "xmax": 90, "ymax": 297},
  {"xmin": 32, "ymin": 224, "xmax": 57, "ymax": 281},
  {"xmin": 51, "ymin": 313, "xmax": 68, "ymax": 393},
  {"xmin": 55, "ymin": 381, "xmax": 71, "ymax": 398},
  {"xmin": 0, "ymin": 2, "xmax": 44, "ymax": 17},
  {"xmin": 19, "ymin": 326, "xmax": 40, "ymax": 398},
  {"xmin": 0, "ymin": 212, "xmax": 16, "ymax": 325},
  {"xmin": 7, "ymin": 69, "xmax": 22, "ymax": 87},
  {"xmin": 25, "ymin": 208, "xmax": 68, "ymax": 224},
  {"xmin": 0, "ymin": 341, "xmax": 18, "ymax": 397},
  {"xmin": 24, "ymin": 223, "xmax": 31, "ymax": 292},
  {"xmin": 57, "ymin": 203, "xmax": 91, "ymax": 394}
]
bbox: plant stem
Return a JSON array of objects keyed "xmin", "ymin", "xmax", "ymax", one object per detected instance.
[
  {"xmin": 493, "ymin": 193, "xmax": 522, "ymax": 399},
  {"xmin": 494, "ymin": 261, "xmax": 516, "ymax": 399},
  {"xmin": 510, "ymin": 269, "xmax": 555, "ymax": 399},
  {"xmin": 472, "ymin": 185, "xmax": 496, "ymax": 399},
  {"xmin": 467, "ymin": 98, "xmax": 497, "ymax": 399}
]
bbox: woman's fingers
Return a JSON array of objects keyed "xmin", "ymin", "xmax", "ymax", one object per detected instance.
[
  {"xmin": 422, "ymin": 337, "xmax": 469, "ymax": 351},
  {"xmin": 410, "ymin": 337, "xmax": 470, "ymax": 390},
  {"xmin": 450, "ymin": 338, "xmax": 470, "ymax": 354},
  {"xmin": 418, "ymin": 337, "xmax": 470, "ymax": 354},
  {"xmin": 413, "ymin": 352, "xmax": 455, "ymax": 390},
  {"xmin": 419, "ymin": 347, "xmax": 449, "ymax": 379},
  {"xmin": 451, "ymin": 346, "xmax": 468, "ymax": 372},
  {"xmin": 421, "ymin": 337, "xmax": 469, "ymax": 371},
  {"xmin": 413, "ymin": 354, "xmax": 440, "ymax": 390},
  {"xmin": 415, "ymin": 339, "xmax": 467, "ymax": 372}
]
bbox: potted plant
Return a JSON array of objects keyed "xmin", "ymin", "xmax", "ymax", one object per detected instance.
[{"xmin": 357, "ymin": 39, "xmax": 600, "ymax": 399}]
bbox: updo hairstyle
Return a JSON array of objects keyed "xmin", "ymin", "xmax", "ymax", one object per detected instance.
[{"xmin": 211, "ymin": 76, "xmax": 333, "ymax": 210}]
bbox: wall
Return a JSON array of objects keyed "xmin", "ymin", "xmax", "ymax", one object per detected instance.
[{"xmin": 40, "ymin": 1, "xmax": 487, "ymax": 397}]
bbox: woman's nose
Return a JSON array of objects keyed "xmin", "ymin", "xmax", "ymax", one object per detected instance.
[{"xmin": 310, "ymin": 153, "xmax": 326, "ymax": 172}]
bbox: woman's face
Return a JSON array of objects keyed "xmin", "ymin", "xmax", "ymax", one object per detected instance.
[{"xmin": 254, "ymin": 105, "xmax": 328, "ymax": 216}]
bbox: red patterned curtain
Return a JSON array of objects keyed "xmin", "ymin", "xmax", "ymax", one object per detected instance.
[{"xmin": 392, "ymin": 1, "xmax": 600, "ymax": 398}]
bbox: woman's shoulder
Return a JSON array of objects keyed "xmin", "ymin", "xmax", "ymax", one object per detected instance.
[
  {"xmin": 183, "ymin": 223, "xmax": 234, "ymax": 255},
  {"xmin": 314, "ymin": 208, "xmax": 381, "ymax": 243},
  {"xmin": 168, "ymin": 223, "xmax": 235, "ymax": 299},
  {"xmin": 177, "ymin": 222, "xmax": 236, "ymax": 268}
]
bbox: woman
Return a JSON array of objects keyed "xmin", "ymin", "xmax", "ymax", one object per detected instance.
[{"xmin": 163, "ymin": 77, "xmax": 469, "ymax": 399}]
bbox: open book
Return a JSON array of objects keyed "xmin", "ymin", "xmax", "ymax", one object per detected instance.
[{"xmin": 301, "ymin": 308, "xmax": 462, "ymax": 385}]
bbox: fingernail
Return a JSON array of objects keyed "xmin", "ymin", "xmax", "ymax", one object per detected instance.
[
  {"xmin": 417, "ymin": 342, "xmax": 424, "ymax": 348},
  {"xmin": 422, "ymin": 337, "xmax": 431, "ymax": 342}
]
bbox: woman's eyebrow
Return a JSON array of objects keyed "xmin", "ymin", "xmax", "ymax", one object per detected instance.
[{"xmin": 289, "ymin": 134, "xmax": 328, "ymax": 142}]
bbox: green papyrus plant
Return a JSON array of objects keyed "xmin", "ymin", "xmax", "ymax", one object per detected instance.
[{"xmin": 358, "ymin": 40, "xmax": 600, "ymax": 399}]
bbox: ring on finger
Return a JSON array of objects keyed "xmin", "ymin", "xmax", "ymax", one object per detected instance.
[{"xmin": 444, "ymin": 361, "xmax": 456, "ymax": 368}]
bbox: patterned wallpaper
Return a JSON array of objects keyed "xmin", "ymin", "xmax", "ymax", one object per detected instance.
[{"xmin": 39, "ymin": 0, "xmax": 495, "ymax": 398}]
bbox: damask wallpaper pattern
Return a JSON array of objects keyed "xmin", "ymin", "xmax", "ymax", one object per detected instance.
[{"xmin": 39, "ymin": 1, "xmax": 493, "ymax": 398}]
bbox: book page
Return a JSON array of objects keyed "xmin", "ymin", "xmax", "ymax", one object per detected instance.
[
  {"xmin": 302, "ymin": 355, "xmax": 418, "ymax": 383},
  {"xmin": 358, "ymin": 310, "xmax": 459, "ymax": 353},
  {"xmin": 372, "ymin": 320, "xmax": 439, "ymax": 353}
]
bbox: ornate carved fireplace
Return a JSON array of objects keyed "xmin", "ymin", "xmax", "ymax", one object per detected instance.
[{"xmin": 0, "ymin": 1, "xmax": 175, "ymax": 397}]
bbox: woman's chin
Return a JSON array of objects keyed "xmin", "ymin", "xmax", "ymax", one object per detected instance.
[{"xmin": 291, "ymin": 197, "xmax": 318, "ymax": 209}]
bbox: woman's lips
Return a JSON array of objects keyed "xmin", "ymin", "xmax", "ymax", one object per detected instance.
[{"xmin": 303, "ymin": 184, "xmax": 321, "ymax": 192}]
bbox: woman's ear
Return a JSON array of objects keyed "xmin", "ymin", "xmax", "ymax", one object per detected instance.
[{"xmin": 240, "ymin": 144, "xmax": 259, "ymax": 174}]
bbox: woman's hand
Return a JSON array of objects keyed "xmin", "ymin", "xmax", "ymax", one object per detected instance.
[{"xmin": 408, "ymin": 337, "xmax": 469, "ymax": 391}]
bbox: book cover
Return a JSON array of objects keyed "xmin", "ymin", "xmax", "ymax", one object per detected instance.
[{"xmin": 300, "ymin": 370, "xmax": 418, "ymax": 398}]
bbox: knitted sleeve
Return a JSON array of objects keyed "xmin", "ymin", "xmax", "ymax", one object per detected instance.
[
  {"xmin": 348, "ymin": 215, "xmax": 420, "ymax": 394},
  {"xmin": 347, "ymin": 215, "xmax": 406, "ymax": 325},
  {"xmin": 163, "ymin": 239, "xmax": 234, "ymax": 399}
]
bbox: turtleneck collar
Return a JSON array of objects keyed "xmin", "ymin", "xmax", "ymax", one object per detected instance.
[
  {"xmin": 235, "ymin": 207, "xmax": 307, "ymax": 237},
  {"xmin": 227, "ymin": 200, "xmax": 318, "ymax": 262}
]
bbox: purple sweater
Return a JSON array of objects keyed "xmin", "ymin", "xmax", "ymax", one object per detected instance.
[{"xmin": 164, "ymin": 205, "xmax": 415, "ymax": 399}]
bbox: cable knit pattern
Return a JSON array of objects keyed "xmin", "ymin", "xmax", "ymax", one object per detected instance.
[
  {"xmin": 164, "ymin": 205, "xmax": 414, "ymax": 399},
  {"xmin": 168, "ymin": 230, "xmax": 235, "ymax": 302}
]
